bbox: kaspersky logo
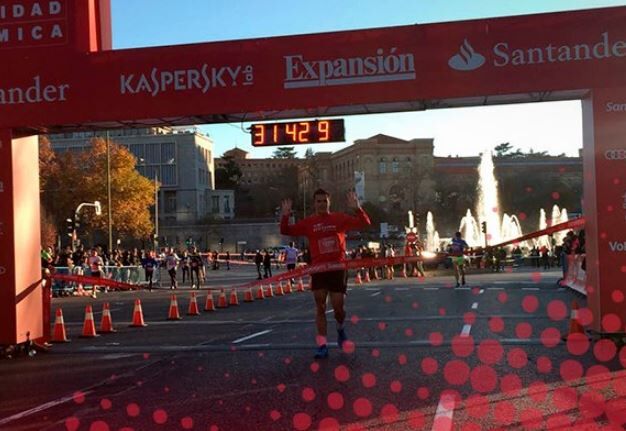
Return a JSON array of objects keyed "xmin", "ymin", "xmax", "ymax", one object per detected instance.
[{"xmin": 448, "ymin": 39, "xmax": 486, "ymax": 71}]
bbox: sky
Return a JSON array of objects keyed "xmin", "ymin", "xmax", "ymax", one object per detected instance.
[{"xmin": 110, "ymin": 0, "xmax": 626, "ymax": 159}]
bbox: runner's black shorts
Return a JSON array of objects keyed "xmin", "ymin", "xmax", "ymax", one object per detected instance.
[{"xmin": 311, "ymin": 270, "xmax": 347, "ymax": 293}]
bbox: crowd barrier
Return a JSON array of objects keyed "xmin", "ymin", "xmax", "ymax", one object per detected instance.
[
  {"xmin": 559, "ymin": 254, "xmax": 586, "ymax": 295},
  {"xmin": 51, "ymin": 255, "xmax": 426, "ymax": 292}
]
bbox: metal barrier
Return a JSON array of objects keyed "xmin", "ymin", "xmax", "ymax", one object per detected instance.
[
  {"xmin": 51, "ymin": 265, "xmax": 146, "ymax": 296},
  {"xmin": 560, "ymin": 254, "xmax": 586, "ymax": 295}
]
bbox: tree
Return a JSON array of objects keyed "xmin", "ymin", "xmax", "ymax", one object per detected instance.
[
  {"xmin": 215, "ymin": 155, "xmax": 242, "ymax": 189},
  {"xmin": 272, "ymin": 147, "xmax": 297, "ymax": 159},
  {"xmin": 40, "ymin": 137, "xmax": 156, "ymax": 241}
]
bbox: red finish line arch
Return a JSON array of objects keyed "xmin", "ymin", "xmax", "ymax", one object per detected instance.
[{"xmin": 1, "ymin": 1, "xmax": 625, "ymax": 344}]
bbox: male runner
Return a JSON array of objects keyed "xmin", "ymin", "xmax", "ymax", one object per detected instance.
[
  {"xmin": 450, "ymin": 231, "xmax": 469, "ymax": 287},
  {"xmin": 281, "ymin": 189, "xmax": 371, "ymax": 359}
]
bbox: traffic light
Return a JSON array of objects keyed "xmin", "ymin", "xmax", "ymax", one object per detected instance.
[
  {"xmin": 481, "ymin": 221, "xmax": 487, "ymax": 234},
  {"xmin": 66, "ymin": 218, "xmax": 73, "ymax": 237}
]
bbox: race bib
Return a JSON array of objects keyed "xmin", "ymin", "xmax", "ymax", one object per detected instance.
[{"xmin": 318, "ymin": 237, "xmax": 339, "ymax": 254}]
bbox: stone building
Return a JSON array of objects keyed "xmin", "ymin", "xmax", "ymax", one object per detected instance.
[{"xmin": 49, "ymin": 127, "xmax": 235, "ymax": 225}]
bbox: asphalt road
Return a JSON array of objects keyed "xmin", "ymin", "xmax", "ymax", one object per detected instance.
[{"xmin": 2, "ymin": 265, "xmax": 624, "ymax": 431}]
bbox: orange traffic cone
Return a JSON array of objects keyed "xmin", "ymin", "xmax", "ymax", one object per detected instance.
[
  {"xmin": 275, "ymin": 282, "xmax": 284, "ymax": 296},
  {"xmin": 364, "ymin": 270, "xmax": 371, "ymax": 283},
  {"xmin": 130, "ymin": 299, "xmax": 148, "ymax": 327},
  {"xmin": 167, "ymin": 294, "xmax": 182, "ymax": 320},
  {"xmin": 567, "ymin": 300, "xmax": 585, "ymax": 335},
  {"xmin": 355, "ymin": 272, "xmax": 362, "ymax": 284},
  {"xmin": 204, "ymin": 291, "xmax": 216, "ymax": 311},
  {"xmin": 188, "ymin": 292, "xmax": 200, "ymax": 316},
  {"xmin": 266, "ymin": 284, "xmax": 274, "ymax": 298},
  {"xmin": 217, "ymin": 289, "xmax": 228, "ymax": 308},
  {"xmin": 80, "ymin": 305, "xmax": 99, "ymax": 338},
  {"xmin": 297, "ymin": 278, "xmax": 305, "ymax": 292},
  {"xmin": 99, "ymin": 302, "xmax": 116, "ymax": 333},
  {"xmin": 51, "ymin": 308, "xmax": 70, "ymax": 342},
  {"xmin": 256, "ymin": 285, "xmax": 265, "ymax": 299},
  {"xmin": 229, "ymin": 289, "xmax": 240, "ymax": 306},
  {"xmin": 244, "ymin": 288, "xmax": 254, "ymax": 302},
  {"xmin": 284, "ymin": 280, "xmax": 292, "ymax": 294}
]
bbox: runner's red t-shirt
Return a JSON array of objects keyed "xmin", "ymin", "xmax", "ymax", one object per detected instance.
[{"xmin": 280, "ymin": 209, "xmax": 371, "ymax": 265}]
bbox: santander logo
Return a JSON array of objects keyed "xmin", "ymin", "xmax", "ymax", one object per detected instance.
[{"xmin": 448, "ymin": 39, "xmax": 486, "ymax": 71}]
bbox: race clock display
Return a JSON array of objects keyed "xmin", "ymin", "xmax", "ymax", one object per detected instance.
[{"xmin": 251, "ymin": 119, "xmax": 345, "ymax": 147}]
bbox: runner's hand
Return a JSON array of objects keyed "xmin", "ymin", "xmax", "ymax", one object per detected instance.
[
  {"xmin": 280, "ymin": 198, "xmax": 293, "ymax": 217},
  {"xmin": 346, "ymin": 191, "xmax": 360, "ymax": 210}
]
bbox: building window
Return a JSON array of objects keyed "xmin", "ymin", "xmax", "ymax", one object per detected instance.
[
  {"xmin": 212, "ymin": 196, "xmax": 220, "ymax": 213},
  {"xmin": 378, "ymin": 159, "xmax": 386, "ymax": 174},
  {"xmin": 145, "ymin": 143, "xmax": 159, "ymax": 164},
  {"xmin": 165, "ymin": 191, "xmax": 176, "ymax": 213},
  {"xmin": 161, "ymin": 142, "xmax": 175, "ymax": 164},
  {"xmin": 162, "ymin": 164, "xmax": 176, "ymax": 186},
  {"xmin": 224, "ymin": 196, "xmax": 231, "ymax": 212},
  {"xmin": 392, "ymin": 159, "xmax": 399, "ymax": 174}
]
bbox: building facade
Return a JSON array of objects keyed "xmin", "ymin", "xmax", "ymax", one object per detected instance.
[{"xmin": 49, "ymin": 127, "xmax": 235, "ymax": 225}]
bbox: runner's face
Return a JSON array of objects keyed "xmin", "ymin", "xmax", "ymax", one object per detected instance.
[{"xmin": 314, "ymin": 194, "xmax": 330, "ymax": 215}]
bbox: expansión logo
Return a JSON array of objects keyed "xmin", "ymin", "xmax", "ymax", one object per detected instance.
[{"xmin": 448, "ymin": 39, "xmax": 486, "ymax": 71}]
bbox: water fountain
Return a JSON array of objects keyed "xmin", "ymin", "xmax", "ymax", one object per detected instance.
[{"xmin": 416, "ymin": 149, "xmax": 569, "ymax": 251}]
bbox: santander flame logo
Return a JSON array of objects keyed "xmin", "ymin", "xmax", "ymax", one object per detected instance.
[{"xmin": 448, "ymin": 39, "xmax": 486, "ymax": 71}]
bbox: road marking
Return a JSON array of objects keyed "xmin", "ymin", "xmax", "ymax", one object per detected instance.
[
  {"xmin": 492, "ymin": 287, "xmax": 505, "ymax": 290},
  {"xmin": 431, "ymin": 393, "xmax": 455, "ymax": 431},
  {"xmin": 370, "ymin": 291, "xmax": 382, "ymax": 297},
  {"xmin": 0, "ymin": 391, "xmax": 93, "ymax": 427},
  {"xmin": 479, "ymin": 289, "xmax": 485, "ymax": 294},
  {"xmin": 326, "ymin": 309, "xmax": 334, "ymax": 314},
  {"xmin": 522, "ymin": 288, "xmax": 541, "ymax": 291},
  {"xmin": 471, "ymin": 303, "xmax": 478, "ymax": 310},
  {"xmin": 232, "ymin": 329, "xmax": 273, "ymax": 344},
  {"xmin": 395, "ymin": 287, "xmax": 409, "ymax": 291},
  {"xmin": 424, "ymin": 287, "xmax": 438, "ymax": 291},
  {"xmin": 460, "ymin": 324, "xmax": 472, "ymax": 337}
]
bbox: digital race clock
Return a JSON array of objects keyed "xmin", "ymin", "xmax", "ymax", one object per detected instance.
[{"xmin": 250, "ymin": 119, "xmax": 345, "ymax": 147}]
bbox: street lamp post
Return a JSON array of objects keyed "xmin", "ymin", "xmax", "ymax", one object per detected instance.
[
  {"xmin": 154, "ymin": 174, "xmax": 159, "ymax": 250},
  {"xmin": 106, "ymin": 132, "xmax": 113, "ymax": 253},
  {"xmin": 73, "ymin": 201, "xmax": 102, "ymax": 251}
]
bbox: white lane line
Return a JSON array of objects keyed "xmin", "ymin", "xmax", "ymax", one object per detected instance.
[
  {"xmin": 431, "ymin": 393, "xmax": 455, "ymax": 431},
  {"xmin": 471, "ymin": 303, "xmax": 479, "ymax": 310},
  {"xmin": 424, "ymin": 287, "xmax": 438, "ymax": 291},
  {"xmin": 395, "ymin": 287, "xmax": 409, "ymax": 291},
  {"xmin": 460, "ymin": 324, "xmax": 472, "ymax": 337},
  {"xmin": 492, "ymin": 287, "xmax": 505, "ymax": 290},
  {"xmin": 232, "ymin": 329, "xmax": 273, "ymax": 344},
  {"xmin": 326, "ymin": 310, "xmax": 334, "ymax": 314},
  {"xmin": 370, "ymin": 291, "xmax": 382, "ymax": 297},
  {"xmin": 0, "ymin": 391, "xmax": 93, "ymax": 427},
  {"xmin": 479, "ymin": 289, "xmax": 485, "ymax": 294},
  {"xmin": 522, "ymin": 288, "xmax": 541, "ymax": 291}
]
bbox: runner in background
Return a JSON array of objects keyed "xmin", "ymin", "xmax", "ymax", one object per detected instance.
[
  {"xmin": 281, "ymin": 189, "xmax": 371, "ymax": 359},
  {"xmin": 87, "ymin": 248, "xmax": 105, "ymax": 297},
  {"xmin": 284, "ymin": 241, "xmax": 300, "ymax": 284},
  {"xmin": 449, "ymin": 231, "xmax": 469, "ymax": 287},
  {"xmin": 141, "ymin": 250, "xmax": 159, "ymax": 292}
]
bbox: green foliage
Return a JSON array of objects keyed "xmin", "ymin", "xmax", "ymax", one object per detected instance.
[{"xmin": 272, "ymin": 147, "xmax": 297, "ymax": 159}]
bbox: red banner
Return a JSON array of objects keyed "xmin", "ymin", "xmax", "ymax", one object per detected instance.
[
  {"xmin": 2, "ymin": 7, "xmax": 626, "ymax": 132},
  {"xmin": 491, "ymin": 217, "xmax": 586, "ymax": 248}
]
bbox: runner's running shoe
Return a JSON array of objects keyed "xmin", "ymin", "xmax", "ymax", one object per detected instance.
[
  {"xmin": 314, "ymin": 345, "xmax": 329, "ymax": 359},
  {"xmin": 337, "ymin": 329, "xmax": 347, "ymax": 350}
]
